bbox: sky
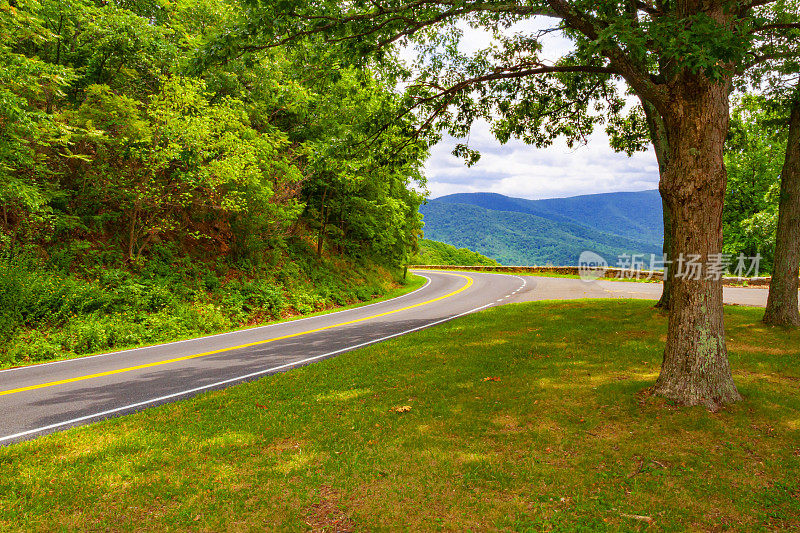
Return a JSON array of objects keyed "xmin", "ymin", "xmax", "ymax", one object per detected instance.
[{"xmin": 416, "ymin": 20, "xmax": 660, "ymax": 201}]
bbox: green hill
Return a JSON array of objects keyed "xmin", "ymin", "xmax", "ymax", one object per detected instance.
[
  {"xmin": 420, "ymin": 201, "xmax": 661, "ymax": 266},
  {"xmin": 411, "ymin": 239, "xmax": 499, "ymax": 266},
  {"xmin": 433, "ymin": 190, "xmax": 663, "ymax": 248}
]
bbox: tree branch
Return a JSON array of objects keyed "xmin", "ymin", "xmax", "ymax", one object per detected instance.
[
  {"xmin": 749, "ymin": 23, "xmax": 800, "ymax": 34},
  {"xmin": 545, "ymin": 0, "xmax": 668, "ymax": 110},
  {"xmin": 410, "ymin": 64, "xmax": 616, "ymax": 106},
  {"xmin": 243, "ymin": 1, "xmax": 555, "ymax": 53},
  {"xmin": 352, "ymin": 63, "xmax": 616, "ymax": 154},
  {"xmin": 738, "ymin": 0, "xmax": 778, "ymax": 14},
  {"xmin": 634, "ymin": 0, "xmax": 662, "ymax": 16},
  {"xmin": 743, "ymin": 51, "xmax": 800, "ymax": 71}
]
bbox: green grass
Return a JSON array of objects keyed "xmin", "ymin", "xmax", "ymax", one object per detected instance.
[
  {"xmin": 1, "ymin": 274, "xmax": 426, "ymax": 370},
  {"xmin": 1, "ymin": 300, "xmax": 798, "ymax": 531}
]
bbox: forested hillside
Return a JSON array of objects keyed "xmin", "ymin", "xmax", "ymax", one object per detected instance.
[
  {"xmin": 0, "ymin": 0, "xmax": 426, "ymax": 365},
  {"xmin": 420, "ymin": 201, "xmax": 661, "ymax": 266},
  {"xmin": 433, "ymin": 190, "xmax": 663, "ymax": 248},
  {"xmin": 410, "ymin": 239, "xmax": 499, "ymax": 266},
  {"xmin": 420, "ymin": 191, "xmax": 662, "ymax": 266}
]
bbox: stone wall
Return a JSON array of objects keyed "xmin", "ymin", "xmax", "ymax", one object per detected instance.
[{"xmin": 409, "ymin": 264, "xmax": 773, "ymax": 286}]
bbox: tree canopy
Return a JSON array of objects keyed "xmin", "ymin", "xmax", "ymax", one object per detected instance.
[
  {"xmin": 225, "ymin": 0, "xmax": 799, "ymax": 159},
  {"xmin": 0, "ymin": 0, "xmax": 428, "ymax": 269}
]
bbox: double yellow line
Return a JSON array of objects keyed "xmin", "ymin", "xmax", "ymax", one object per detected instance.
[{"xmin": 0, "ymin": 273, "xmax": 473, "ymax": 397}]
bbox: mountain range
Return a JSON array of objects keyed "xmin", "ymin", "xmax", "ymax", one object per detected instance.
[{"xmin": 419, "ymin": 190, "xmax": 664, "ymax": 266}]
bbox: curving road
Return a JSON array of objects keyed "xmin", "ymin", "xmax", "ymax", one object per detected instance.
[{"xmin": 0, "ymin": 270, "xmax": 769, "ymax": 444}]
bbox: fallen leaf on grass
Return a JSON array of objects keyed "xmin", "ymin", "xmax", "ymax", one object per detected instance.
[
  {"xmin": 620, "ymin": 513, "xmax": 653, "ymax": 523},
  {"xmin": 255, "ymin": 403, "xmax": 268, "ymax": 409},
  {"xmin": 482, "ymin": 377, "xmax": 501, "ymax": 382},
  {"xmin": 390, "ymin": 405, "xmax": 412, "ymax": 413}
]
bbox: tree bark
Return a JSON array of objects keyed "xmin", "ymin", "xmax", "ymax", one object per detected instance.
[
  {"xmin": 641, "ymin": 99, "xmax": 673, "ymax": 310},
  {"xmin": 317, "ymin": 186, "xmax": 328, "ymax": 257},
  {"xmin": 128, "ymin": 205, "xmax": 138, "ymax": 262},
  {"xmin": 763, "ymin": 95, "xmax": 800, "ymax": 326},
  {"xmin": 652, "ymin": 78, "xmax": 741, "ymax": 409}
]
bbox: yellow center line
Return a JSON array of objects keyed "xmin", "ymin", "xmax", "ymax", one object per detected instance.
[{"xmin": 0, "ymin": 273, "xmax": 474, "ymax": 397}]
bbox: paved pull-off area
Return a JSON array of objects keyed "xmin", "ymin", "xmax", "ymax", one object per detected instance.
[{"xmin": 0, "ymin": 271, "xmax": 770, "ymax": 444}]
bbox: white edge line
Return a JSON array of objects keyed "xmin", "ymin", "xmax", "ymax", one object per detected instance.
[
  {"xmin": 0, "ymin": 297, "xmax": 498, "ymax": 444},
  {"xmin": 0, "ymin": 275, "xmax": 434, "ymax": 375}
]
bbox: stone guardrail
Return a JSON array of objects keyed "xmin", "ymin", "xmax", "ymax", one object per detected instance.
[{"xmin": 409, "ymin": 264, "xmax": 773, "ymax": 286}]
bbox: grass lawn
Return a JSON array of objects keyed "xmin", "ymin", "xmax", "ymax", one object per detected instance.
[{"xmin": 1, "ymin": 300, "xmax": 798, "ymax": 531}]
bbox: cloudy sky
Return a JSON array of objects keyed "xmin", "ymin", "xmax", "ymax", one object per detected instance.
[
  {"xmin": 425, "ymin": 126, "xmax": 659, "ymax": 200},
  {"xmin": 417, "ymin": 21, "xmax": 660, "ymax": 200}
]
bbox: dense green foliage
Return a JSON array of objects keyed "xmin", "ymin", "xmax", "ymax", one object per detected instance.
[
  {"xmin": 421, "ymin": 191, "xmax": 661, "ymax": 266},
  {"xmin": 410, "ymin": 238, "xmax": 499, "ymax": 266},
  {"xmin": 0, "ymin": 0, "xmax": 428, "ymax": 363},
  {"xmin": 0, "ymin": 251, "xmax": 422, "ymax": 367},
  {"xmin": 1, "ymin": 0, "xmax": 426, "ymax": 264},
  {"xmin": 722, "ymin": 96, "xmax": 788, "ymax": 274}
]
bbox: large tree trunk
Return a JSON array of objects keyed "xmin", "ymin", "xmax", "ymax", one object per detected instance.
[
  {"xmin": 764, "ymin": 95, "xmax": 800, "ymax": 326},
  {"xmin": 653, "ymin": 79, "xmax": 741, "ymax": 409},
  {"xmin": 641, "ymin": 99, "xmax": 673, "ymax": 310}
]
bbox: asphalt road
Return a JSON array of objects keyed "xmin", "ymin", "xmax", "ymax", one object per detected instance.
[{"xmin": 0, "ymin": 270, "xmax": 770, "ymax": 444}]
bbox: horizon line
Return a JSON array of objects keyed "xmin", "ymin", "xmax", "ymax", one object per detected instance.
[{"xmin": 428, "ymin": 187, "xmax": 659, "ymax": 202}]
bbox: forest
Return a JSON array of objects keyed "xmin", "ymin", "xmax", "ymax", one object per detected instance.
[
  {"xmin": 0, "ymin": 0, "xmax": 427, "ymax": 365},
  {"xmin": 724, "ymin": 95, "xmax": 795, "ymax": 272}
]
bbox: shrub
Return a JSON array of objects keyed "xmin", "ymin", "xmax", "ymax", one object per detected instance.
[
  {"xmin": 2, "ymin": 330, "xmax": 63, "ymax": 365},
  {"xmin": 289, "ymin": 290, "xmax": 316, "ymax": 315},
  {"xmin": 143, "ymin": 284, "xmax": 176, "ymax": 312},
  {"xmin": 0, "ymin": 246, "xmax": 404, "ymax": 366},
  {"xmin": 248, "ymin": 282, "xmax": 287, "ymax": 317}
]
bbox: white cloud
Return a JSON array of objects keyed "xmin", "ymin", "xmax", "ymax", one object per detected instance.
[
  {"xmin": 419, "ymin": 18, "xmax": 659, "ymax": 200},
  {"xmin": 424, "ymin": 121, "xmax": 659, "ymax": 200}
]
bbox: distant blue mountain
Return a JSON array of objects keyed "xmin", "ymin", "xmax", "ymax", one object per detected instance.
[
  {"xmin": 433, "ymin": 190, "xmax": 663, "ymax": 247},
  {"xmin": 420, "ymin": 190, "xmax": 663, "ymax": 266}
]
